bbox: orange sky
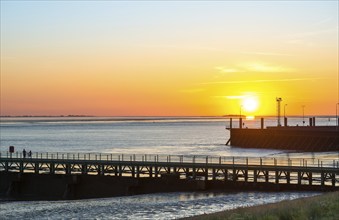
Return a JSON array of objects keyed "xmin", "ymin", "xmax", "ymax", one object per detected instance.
[{"xmin": 1, "ymin": 1, "xmax": 338, "ymax": 116}]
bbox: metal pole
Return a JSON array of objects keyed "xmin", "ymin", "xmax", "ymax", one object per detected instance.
[
  {"xmin": 284, "ymin": 104, "xmax": 287, "ymax": 118},
  {"xmin": 336, "ymin": 103, "xmax": 339, "ymax": 130},
  {"xmin": 302, "ymin": 105, "xmax": 305, "ymax": 126}
]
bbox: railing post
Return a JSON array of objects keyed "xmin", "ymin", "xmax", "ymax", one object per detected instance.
[{"xmin": 219, "ymin": 156, "xmax": 221, "ymax": 164}]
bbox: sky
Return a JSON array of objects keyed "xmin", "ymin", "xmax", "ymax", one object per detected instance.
[{"xmin": 1, "ymin": 1, "xmax": 338, "ymax": 116}]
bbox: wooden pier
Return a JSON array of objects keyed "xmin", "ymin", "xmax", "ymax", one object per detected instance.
[{"xmin": 1, "ymin": 152, "xmax": 338, "ymax": 192}]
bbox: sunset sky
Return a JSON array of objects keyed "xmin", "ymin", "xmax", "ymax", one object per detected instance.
[{"xmin": 1, "ymin": 1, "xmax": 338, "ymax": 116}]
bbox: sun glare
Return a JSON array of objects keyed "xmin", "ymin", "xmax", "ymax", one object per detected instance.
[{"xmin": 242, "ymin": 97, "xmax": 259, "ymax": 112}]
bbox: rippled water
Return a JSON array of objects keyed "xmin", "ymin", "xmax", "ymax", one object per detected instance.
[
  {"xmin": 0, "ymin": 191, "xmax": 320, "ymax": 219},
  {"xmin": 0, "ymin": 116, "xmax": 337, "ymax": 219}
]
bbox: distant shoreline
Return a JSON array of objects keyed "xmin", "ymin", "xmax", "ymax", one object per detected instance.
[{"xmin": 1, "ymin": 115, "xmax": 337, "ymax": 118}]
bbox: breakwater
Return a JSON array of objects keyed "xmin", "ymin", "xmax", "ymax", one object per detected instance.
[
  {"xmin": 227, "ymin": 118, "xmax": 339, "ymax": 151},
  {"xmin": 1, "ymin": 152, "xmax": 338, "ymax": 200}
]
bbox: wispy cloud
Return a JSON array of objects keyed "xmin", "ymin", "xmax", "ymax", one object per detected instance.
[
  {"xmin": 201, "ymin": 77, "xmax": 322, "ymax": 85},
  {"xmin": 215, "ymin": 62, "xmax": 295, "ymax": 74},
  {"xmin": 241, "ymin": 51, "xmax": 294, "ymax": 57},
  {"xmin": 139, "ymin": 44, "xmax": 224, "ymax": 52},
  {"xmin": 180, "ymin": 88, "xmax": 206, "ymax": 93},
  {"xmin": 287, "ymin": 28, "xmax": 337, "ymax": 38}
]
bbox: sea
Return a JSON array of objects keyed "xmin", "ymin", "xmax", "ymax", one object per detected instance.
[{"xmin": 0, "ymin": 116, "xmax": 338, "ymax": 219}]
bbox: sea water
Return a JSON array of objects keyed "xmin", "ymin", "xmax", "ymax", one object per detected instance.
[{"xmin": 0, "ymin": 116, "xmax": 337, "ymax": 219}]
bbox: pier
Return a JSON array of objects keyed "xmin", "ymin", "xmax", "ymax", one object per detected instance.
[{"xmin": 1, "ymin": 152, "xmax": 338, "ymax": 199}]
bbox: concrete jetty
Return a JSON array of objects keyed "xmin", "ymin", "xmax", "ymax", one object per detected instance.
[{"xmin": 227, "ymin": 117, "xmax": 339, "ymax": 151}]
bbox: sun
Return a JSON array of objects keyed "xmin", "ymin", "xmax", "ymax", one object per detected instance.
[{"xmin": 242, "ymin": 97, "xmax": 259, "ymax": 112}]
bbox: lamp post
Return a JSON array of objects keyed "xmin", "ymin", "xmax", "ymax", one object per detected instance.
[
  {"xmin": 336, "ymin": 103, "xmax": 339, "ymax": 130},
  {"xmin": 240, "ymin": 105, "xmax": 242, "ymax": 119},
  {"xmin": 284, "ymin": 104, "xmax": 287, "ymax": 118},
  {"xmin": 302, "ymin": 105, "xmax": 305, "ymax": 126},
  {"xmin": 239, "ymin": 105, "xmax": 243, "ymax": 129}
]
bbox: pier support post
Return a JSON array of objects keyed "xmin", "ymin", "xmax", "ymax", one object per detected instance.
[
  {"xmin": 286, "ymin": 172, "xmax": 290, "ymax": 184},
  {"xmin": 308, "ymin": 172, "xmax": 312, "ymax": 185},
  {"xmin": 66, "ymin": 164, "xmax": 71, "ymax": 175},
  {"xmin": 239, "ymin": 118, "xmax": 243, "ymax": 129},
  {"xmin": 265, "ymin": 171, "xmax": 269, "ymax": 183},
  {"xmin": 321, "ymin": 172, "xmax": 325, "ymax": 187},
  {"xmin": 185, "ymin": 168, "xmax": 189, "ymax": 178},
  {"xmin": 254, "ymin": 170, "xmax": 257, "ymax": 183},
  {"xmin": 261, "ymin": 118, "xmax": 264, "ymax": 129},
  {"xmin": 119, "ymin": 165, "xmax": 122, "ymax": 177},
  {"xmin": 114, "ymin": 166, "xmax": 118, "ymax": 176},
  {"xmin": 131, "ymin": 166, "xmax": 135, "ymax": 177},
  {"xmin": 232, "ymin": 169, "xmax": 237, "ymax": 182},
  {"xmin": 50, "ymin": 163, "xmax": 55, "ymax": 174},
  {"xmin": 149, "ymin": 166, "xmax": 153, "ymax": 177},
  {"xmin": 224, "ymin": 169, "xmax": 228, "ymax": 182},
  {"xmin": 155, "ymin": 166, "xmax": 158, "ymax": 177},
  {"xmin": 5, "ymin": 162, "xmax": 9, "ymax": 172},
  {"xmin": 35, "ymin": 162, "xmax": 39, "ymax": 174},
  {"xmin": 212, "ymin": 168, "xmax": 216, "ymax": 181},
  {"xmin": 82, "ymin": 164, "xmax": 87, "ymax": 174},
  {"xmin": 298, "ymin": 172, "xmax": 302, "ymax": 185},
  {"xmin": 19, "ymin": 161, "xmax": 24, "ymax": 173}
]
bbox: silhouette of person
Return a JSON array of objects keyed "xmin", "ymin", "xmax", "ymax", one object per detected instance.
[
  {"xmin": 23, "ymin": 149, "xmax": 27, "ymax": 158},
  {"xmin": 28, "ymin": 150, "xmax": 32, "ymax": 158}
]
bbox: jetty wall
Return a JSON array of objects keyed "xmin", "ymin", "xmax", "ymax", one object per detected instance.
[{"xmin": 230, "ymin": 127, "xmax": 339, "ymax": 151}]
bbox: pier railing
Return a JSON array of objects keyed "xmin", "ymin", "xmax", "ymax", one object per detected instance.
[{"xmin": 1, "ymin": 151, "xmax": 338, "ymax": 169}]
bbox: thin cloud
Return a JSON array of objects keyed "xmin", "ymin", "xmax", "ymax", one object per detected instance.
[
  {"xmin": 241, "ymin": 51, "xmax": 294, "ymax": 57},
  {"xmin": 200, "ymin": 77, "xmax": 323, "ymax": 85},
  {"xmin": 215, "ymin": 63, "xmax": 295, "ymax": 74}
]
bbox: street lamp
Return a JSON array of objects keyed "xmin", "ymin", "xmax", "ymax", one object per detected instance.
[
  {"xmin": 284, "ymin": 104, "xmax": 288, "ymax": 118},
  {"xmin": 239, "ymin": 105, "xmax": 243, "ymax": 129},
  {"xmin": 240, "ymin": 105, "xmax": 242, "ymax": 119},
  {"xmin": 302, "ymin": 105, "xmax": 306, "ymax": 126},
  {"xmin": 336, "ymin": 103, "xmax": 339, "ymax": 130}
]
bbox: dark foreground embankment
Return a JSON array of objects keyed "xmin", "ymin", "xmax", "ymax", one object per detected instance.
[{"xmin": 1, "ymin": 172, "xmax": 337, "ymax": 200}]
